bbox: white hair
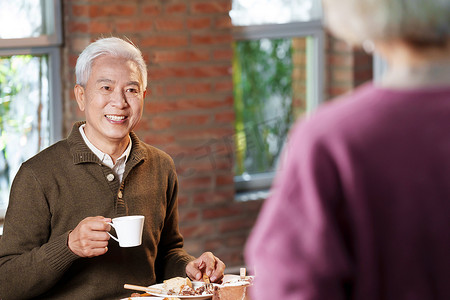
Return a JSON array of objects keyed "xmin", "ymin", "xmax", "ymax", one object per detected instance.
[
  {"xmin": 322, "ymin": 0, "xmax": 450, "ymax": 46},
  {"xmin": 75, "ymin": 37, "xmax": 148, "ymax": 89}
]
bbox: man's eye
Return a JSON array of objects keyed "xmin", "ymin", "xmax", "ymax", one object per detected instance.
[
  {"xmin": 126, "ymin": 88, "xmax": 139, "ymax": 93},
  {"xmin": 101, "ymin": 86, "xmax": 111, "ymax": 91}
]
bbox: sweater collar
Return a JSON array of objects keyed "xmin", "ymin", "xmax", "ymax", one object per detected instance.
[{"xmin": 68, "ymin": 121, "xmax": 147, "ymax": 165}]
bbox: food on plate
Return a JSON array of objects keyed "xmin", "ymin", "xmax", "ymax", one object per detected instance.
[
  {"xmin": 163, "ymin": 277, "xmax": 193, "ymax": 295},
  {"xmin": 128, "ymin": 292, "xmax": 151, "ymax": 298},
  {"xmin": 162, "ymin": 277, "xmax": 214, "ymax": 296},
  {"xmin": 221, "ymin": 276, "xmax": 253, "ymax": 287},
  {"xmin": 127, "ymin": 293, "xmax": 181, "ymax": 299}
]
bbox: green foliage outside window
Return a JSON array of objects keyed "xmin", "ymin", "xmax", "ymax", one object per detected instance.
[
  {"xmin": 233, "ymin": 38, "xmax": 294, "ymax": 176},
  {"xmin": 0, "ymin": 56, "xmax": 24, "ymax": 190},
  {"xmin": 0, "ymin": 55, "xmax": 48, "ymax": 208}
]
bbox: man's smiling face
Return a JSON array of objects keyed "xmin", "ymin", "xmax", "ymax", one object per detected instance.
[{"xmin": 74, "ymin": 55, "xmax": 145, "ymax": 151}]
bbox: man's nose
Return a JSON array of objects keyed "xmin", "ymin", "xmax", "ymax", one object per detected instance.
[{"xmin": 110, "ymin": 89, "xmax": 127, "ymax": 107}]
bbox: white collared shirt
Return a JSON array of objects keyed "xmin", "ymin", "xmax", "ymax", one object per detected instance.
[{"xmin": 79, "ymin": 124, "xmax": 132, "ymax": 183}]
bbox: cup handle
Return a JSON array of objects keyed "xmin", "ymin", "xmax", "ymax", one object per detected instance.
[{"xmin": 107, "ymin": 222, "xmax": 119, "ymax": 243}]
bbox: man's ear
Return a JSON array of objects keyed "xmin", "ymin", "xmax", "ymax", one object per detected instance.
[{"xmin": 74, "ymin": 84, "xmax": 86, "ymax": 111}]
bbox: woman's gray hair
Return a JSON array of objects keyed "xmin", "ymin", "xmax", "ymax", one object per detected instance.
[
  {"xmin": 322, "ymin": 0, "xmax": 450, "ymax": 46},
  {"xmin": 75, "ymin": 37, "xmax": 148, "ymax": 89}
]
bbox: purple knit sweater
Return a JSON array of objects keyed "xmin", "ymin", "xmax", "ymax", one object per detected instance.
[{"xmin": 245, "ymin": 83, "xmax": 450, "ymax": 300}]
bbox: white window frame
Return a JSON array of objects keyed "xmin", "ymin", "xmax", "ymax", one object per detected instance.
[
  {"xmin": 233, "ymin": 20, "xmax": 325, "ymax": 201},
  {"xmin": 0, "ymin": 0, "xmax": 63, "ymax": 221}
]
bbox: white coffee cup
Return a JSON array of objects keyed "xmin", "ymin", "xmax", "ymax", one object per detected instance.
[{"xmin": 107, "ymin": 215, "xmax": 145, "ymax": 247}]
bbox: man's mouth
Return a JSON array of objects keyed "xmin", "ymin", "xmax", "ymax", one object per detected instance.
[{"xmin": 105, "ymin": 115, "xmax": 127, "ymax": 121}]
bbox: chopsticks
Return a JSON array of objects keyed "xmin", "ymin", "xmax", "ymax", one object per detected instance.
[{"xmin": 124, "ymin": 283, "xmax": 163, "ymax": 294}]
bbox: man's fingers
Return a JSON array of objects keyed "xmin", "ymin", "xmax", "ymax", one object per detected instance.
[
  {"xmin": 186, "ymin": 252, "xmax": 226, "ymax": 283},
  {"xmin": 209, "ymin": 257, "xmax": 225, "ymax": 282},
  {"xmin": 186, "ymin": 263, "xmax": 202, "ymax": 281},
  {"xmin": 68, "ymin": 216, "xmax": 112, "ymax": 257}
]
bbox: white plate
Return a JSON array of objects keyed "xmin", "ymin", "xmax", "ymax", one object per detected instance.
[
  {"xmin": 145, "ymin": 281, "xmax": 214, "ymax": 300},
  {"xmin": 121, "ymin": 297, "xmax": 164, "ymax": 300}
]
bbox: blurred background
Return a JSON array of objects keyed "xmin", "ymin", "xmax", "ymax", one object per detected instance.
[{"xmin": 0, "ymin": 0, "xmax": 375, "ymax": 272}]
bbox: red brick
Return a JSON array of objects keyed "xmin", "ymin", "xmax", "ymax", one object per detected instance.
[
  {"xmin": 215, "ymin": 110, "xmax": 234, "ymax": 123},
  {"xmin": 134, "ymin": 119, "xmax": 150, "ymax": 132},
  {"xmin": 193, "ymin": 191, "xmax": 234, "ymax": 205},
  {"xmin": 190, "ymin": 65, "xmax": 232, "ymax": 78},
  {"xmin": 177, "ymin": 195, "xmax": 190, "ymax": 206},
  {"xmin": 204, "ymin": 238, "xmax": 223, "ymax": 251},
  {"xmin": 155, "ymin": 18, "xmax": 185, "ymax": 31},
  {"xmin": 214, "ymin": 80, "xmax": 233, "ymax": 92},
  {"xmin": 178, "ymin": 210, "xmax": 199, "ymax": 222},
  {"xmin": 191, "ymin": 33, "xmax": 233, "ymax": 45},
  {"xmin": 213, "ymin": 48, "xmax": 233, "ymax": 60},
  {"xmin": 147, "ymin": 83, "xmax": 164, "ymax": 97},
  {"xmin": 180, "ymin": 223, "xmax": 215, "ymax": 239},
  {"xmin": 178, "ymin": 176, "xmax": 213, "ymax": 190},
  {"xmin": 175, "ymin": 161, "xmax": 215, "ymax": 178},
  {"xmin": 225, "ymin": 237, "xmax": 248, "ymax": 250},
  {"xmin": 69, "ymin": 22, "xmax": 89, "ymax": 33},
  {"xmin": 116, "ymin": 20, "xmax": 153, "ymax": 33},
  {"xmin": 191, "ymin": 2, "xmax": 231, "ymax": 14},
  {"xmin": 173, "ymin": 114, "xmax": 211, "ymax": 126},
  {"xmin": 146, "ymin": 97, "xmax": 232, "ymax": 113},
  {"xmin": 141, "ymin": 35, "xmax": 189, "ymax": 47},
  {"xmin": 187, "ymin": 17, "xmax": 212, "ymax": 30},
  {"xmin": 142, "ymin": 134, "xmax": 175, "ymax": 145},
  {"xmin": 216, "ymin": 174, "xmax": 234, "ymax": 186},
  {"xmin": 116, "ymin": 20, "xmax": 134, "ymax": 33},
  {"xmin": 185, "ymin": 82, "xmax": 212, "ymax": 94},
  {"xmin": 203, "ymin": 206, "xmax": 242, "ymax": 220},
  {"xmin": 219, "ymin": 219, "xmax": 255, "ymax": 234},
  {"xmin": 327, "ymin": 53, "xmax": 353, "ymax": 66},
  {"xmin": 176, "ymin": 128, "xmax": 234, "ymax": 143},
  {"xmin": 215, "ymin": 16, "xmax": 232, "ymax": 29},
  {"xmin": 152, "ymin": 50, "xmax": 210, "ymax": 63},
  {"xmin": 150, "ymin": 116, "xmax": 172, "ymax": 130},
  {"xmin": 89, "ymin": 21, "xmax": 112, "ymax": 33},
  {"xmin": 166, "ymin": 3, "xmax": 187, "ymax": 14},
  {"xmin": 88, "ymin": 5, "xmax": 137, "ymax": 18},
  {"xmin": 136, "ymin": 20, "xmax": 153, "ymax": 32},
  {"xmin": 170, "ymin": 151, "xmax": 232, "ymax": 174},
  {"xmin": 72, "ymin": 5, "xmax": 90, "ymax": 17},
  {"xmin": 68, "ymin": 54, "xmax": 78, "ymax": 68},
  {"xmin": 149, "ymin": 65, "xmax": 231, "ymax": 81},
  {"xmin": 142, "ymin": 4, "xmax": 162, "ymax": 16},
  {"xmin": 164, "ymin": 82, "xmax": 185, "ymax": 96},
  {"xmin": 182, "ymin": 240, "xmax": 204, "ymax": 256}
]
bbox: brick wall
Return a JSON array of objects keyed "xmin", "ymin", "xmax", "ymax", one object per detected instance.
[
  {"xmin": 325, "ymin": 34, "xmax": 373, "ymax": 100},
  {"xmin": 61, "ymin": 0, "xmax": 372, "ymax": 271}
]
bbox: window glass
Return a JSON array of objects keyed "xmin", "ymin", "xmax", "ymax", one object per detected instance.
[
  {"xmin": 231, "ymin": 0, "xmax": 323, "ymax": 199},
  {"xmin": 0, "ymin": 55, "xmax": 51, "ymax": 209},
  {"xmin": 230, "ymin": 0, "xmax": 322, "ymax": 26},
  {"xmin": 0, "ymin": 0, "xmax": 46, "ymax": 39},
  {"xmin": 0, "ymin": 0, "xmax": 61, "ymax": 218},
  {"xmin": 234, "ymin": 38, "xmax": 296, "ymax": 176}
]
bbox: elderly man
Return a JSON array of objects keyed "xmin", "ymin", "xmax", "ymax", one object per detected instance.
[{"xmin": 0, "ymin": 37, "xmax": 225, "ymax": 299}]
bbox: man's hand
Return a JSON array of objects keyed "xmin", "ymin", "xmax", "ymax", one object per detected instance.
[
  {"xmin": 68, "ymin": 216, "xmax": 112, "ymax": 257},
  {"xmin": 186, "ymin": 252, "xmax": 225, "ymax": 283}
]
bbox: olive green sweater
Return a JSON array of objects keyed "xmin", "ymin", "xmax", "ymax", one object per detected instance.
[{"xmin": 0, "ymin": 122, "xmax": 194, "ymax": 299}]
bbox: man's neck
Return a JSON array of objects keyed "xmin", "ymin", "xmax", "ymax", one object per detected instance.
[{"xmin": 80, "ymin": 125, "xmax": 130, "ymax": 164}]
